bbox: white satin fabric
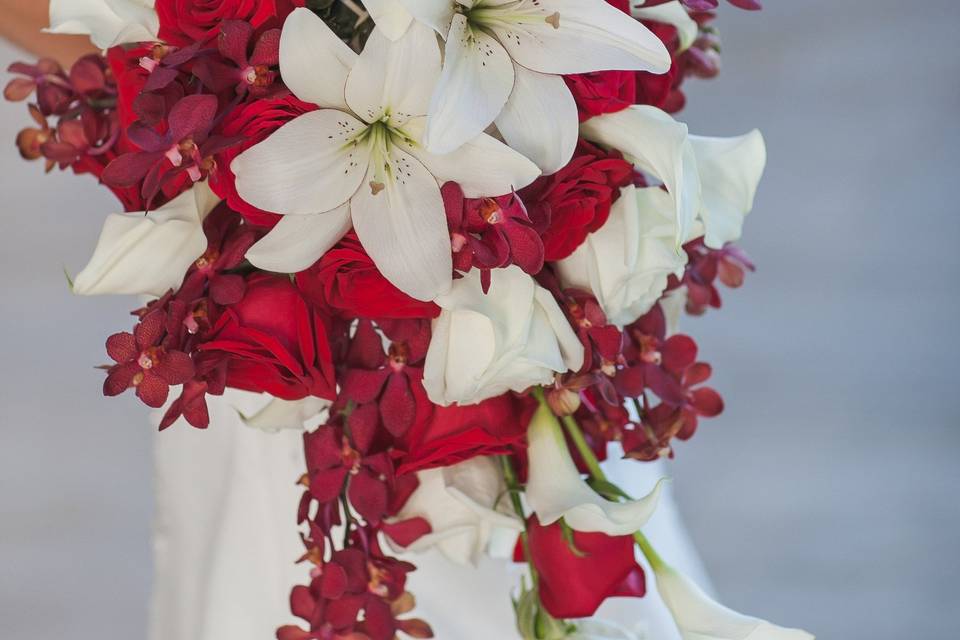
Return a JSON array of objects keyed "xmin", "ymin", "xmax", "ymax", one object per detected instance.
[{"xmin": 150, "ymin": 392, "xmax": 711, "ymax": 640}]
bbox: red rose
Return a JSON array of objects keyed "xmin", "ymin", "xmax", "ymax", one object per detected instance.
[
  {"xmin": 524, "ymin": 516, "xmax": 646, "ymax": 618},
  {"xmin": 396, "ymin": 393, "xmax": 535, "ymax": 475},
  {"xmin": 564, "ymin": 71, "xmax": 637, "ymax": 122},
  {"xmin": 636, "ymin": 22, "xmax": 684, "ymax": 112},
  {"xmin": 210, "ymin": 93, "xmax": 316, "ymax": 227},
  {"xmin": 296, "ymin": 233, "xmax": 440, "ymax": 320},
  {"xmin": 157, "ymin": 0, "xmax": 304, "ymax": 46},
  {"xmin": 200, "ymin": 273, "xmax": 337, "ymax": 401},
  {"xmin": 520, "ymin": 140, "xmax": 634, "ymax": 261}
]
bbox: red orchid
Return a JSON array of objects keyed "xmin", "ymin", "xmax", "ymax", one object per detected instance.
[
  {"xmin": 178, "ymin": 203, "xmax": 260, "ymax": 305},
  {"xmin": 193, "ymin": 21, "xmax": 282, "ymax": 97},
  {"xmin": 682, "ymin": 239, "xmax": 755, "ymax": 315}
]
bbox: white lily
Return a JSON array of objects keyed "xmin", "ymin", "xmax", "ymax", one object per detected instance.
[
  {"xmin": 554, "ymin": 184, "xmax": 687, "ymax": 327},
  {"xmin": 525, "ymin": 403, "xmax": 664, "ymax": 536},
  {"xmin": 389, "ymin": 456, "xmax": 523, "ymax": 565},
  {"xmin": 649, "ymin": 561, "xmax": 814, "ymax": 640},
  {"xmin": 632, "ymin": 0, "xmax": 698, "ymax": 52},
  {"xmin": 368, "ymin": 0, "xmax": 671, "ymax": 173},
  {"xmin": 73, "ymin": 182, "xmax": 219, "ymax": 297},
  {"xmin": 580, "ymin": 106, "xmax": 766, "ymax": 249},
  {"xmin": 232, "ymin": 9, "xmax": 539, "ymax": 301},
  {"xmin": 47, "ymin": 0, "xmax": 158, "ymax": 49}
]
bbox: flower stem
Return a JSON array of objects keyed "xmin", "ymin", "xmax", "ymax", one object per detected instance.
[
  {"xmin": 499, "ymin": 454, "xmax": 539, "ymax": 589},
  {"xmin": 633, "ymin": 531, "xmax": 666, "ymax": 571}
]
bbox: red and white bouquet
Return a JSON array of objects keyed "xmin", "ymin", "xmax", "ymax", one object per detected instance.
[{"xmin": 7, "ymin": 0, "xmax": 813, "ymax": 638}]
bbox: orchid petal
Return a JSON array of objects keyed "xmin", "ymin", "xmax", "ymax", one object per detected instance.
[
  {"xmin": 363, "ymin": 0, "xmax": 414, "ymax": 40},
  {"xmin": 632, "ymin": 0, "xmax": 699, "ymax": 52},
  {"xmin": 403, "ymin": 117, "xmax": 540, "ymax": 197},
  {"xmin": 73, "ymin": 183, "xmax": 218, "ymax": 297},
  {"xmin": 346, "ymin": 22, "xmax": 440, "ymax": 126},
  {"xmin": 494, "ymin": 65, "xmax": 578, "ymax": 174},
  {"xmin": 526, "ymin": 403, "xmax": 664, "ymax": 535},
  {"xmin": 395, "ymin": 0, "xmax": 456, "ymax": 35},
  {"xmin": 47, "ymin": 0, "xmax": 158, "ymax": 49},
  {"xmin": 232, "ymin": 110, "xmax": 370, "ymax": 216},
  {"xmin": 653, "ymin": 564, "xmax": 815, "ymax": 640},
  {"xmin": 424, "ymin": 14, "xmax": 515, "ymax": 154},
  {"xmin": 689, "ymin": 130, "xmax": 766, "ymax": 248},
  {"xmin": 581, "ymin": 106, "xmax": 701, "ymax": 247},
  {"xmin": 488, "ymin": 0, "xmax": 670, "ymax": 76},
  {"xmin": 245, "ymin": 204, "xmax": 353, "ymax": 273},
  {"xmin": 350, "ymin": 146, "xmax": 452, "ymax": 302},
  {"xmin": 279, "ymin": 8, "xmax": 356, "ymax": 109}
]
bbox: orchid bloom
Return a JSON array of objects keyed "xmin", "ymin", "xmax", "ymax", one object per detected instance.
[
  {"xmin": 47, "ymin": 0, "xmax": 158, "ymax": 49},
  {"xmin": 233, "ymin": 9, "xmax": 539, "ymax": 301},
  {"xmin": 650, "ymin": 562, "xmax": 815, "ymax": 640},
  {"xmin": 525, "ymin": 403, "xmax": 664, "ymax": 536},
  {"xmin": 365, "ymin": 0, "xmax": 672, "ymax": 173},
  {"xmin": 73, "ymin": 182, "xmax": 220, "ymax": 297},
  {"xmin": 581, "ymin": 106, "xmax": 766, "ymax": 249}
]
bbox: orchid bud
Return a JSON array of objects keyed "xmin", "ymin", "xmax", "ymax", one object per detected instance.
[{"xmin": 547, "ymin": 386, "xmax": 582, "ymax": 416}]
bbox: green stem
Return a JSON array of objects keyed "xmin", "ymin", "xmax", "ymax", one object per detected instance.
[
  {"xmin": 633, "ymin": 531, "xmax": 667, "ymax": 571},
  {"xmin": 499, "ymin": 454, "xmax": 538, "ymax": 589}
]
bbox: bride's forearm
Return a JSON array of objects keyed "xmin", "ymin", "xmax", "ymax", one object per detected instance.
[{"xmin": 0, "ymin": 1, "xmax": 97, "ymax": 66}]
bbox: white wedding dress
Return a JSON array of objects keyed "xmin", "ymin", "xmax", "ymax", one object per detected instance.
[{"xmin": 150, "ymin": 392, "xmax": 712, "ymax": 640}]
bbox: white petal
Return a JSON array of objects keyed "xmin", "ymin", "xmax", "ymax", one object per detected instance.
[
  {"xmin": 653, "ymin": 565, "xmax": 815, "ymax": 640},
  {"xmin": 571, "ymin": 620, "xmax": 641, "ymax": 640},
  {"xmin": 403, "ymin": 117, "xmax": 540, "ymax": 197},
  {"xmin": 245, "ymin": 204, "xmax": 352, "ymax": 273},
  {"xmin": 423, "ymin": 14, "xmax": 515, "ymax": 154},
  {"xmin": 363, "ymin": 0, "xmax": 414, "ymax": 40},
  {"xmin": 495, "ymin": 65, "xmax": 578, "ymax": 174},
  {"xmin": 533, "ymin": 286, "xmax": 585, "ymax": 371},
  {"xmin": 581, "ymin": 106, "xmax": 700, "ymax": 247},
  {"xmin": 232, "ymin": 110, "xmax": 370, "ymax": 216},
  {"xmin": 350, "ymin": 147, "xmax": 452, "ymax": 301},
  {"xmin": 346, "ymin": 22, "xmax": 441, "ymax": 125},
  {"xmin": 632, "ymin": 0, "xmax": 699, "ymax": 52},
  {"xmin": 526, "ymin": 403, "xmax": 665, "ymax": 535},
  {"xmin": 73, "ymin": 183, "xmax": 218, "ymax": 297},
  {"xmin": 279, "ymin": 8, "xmax": 356, "ymax": 109},
  {"xmin": 689, "ymin": 130, "xmax": 767, "ymax": 248},
  {"xmin": 240, "ymin": 397, "xmax": 330, "ymax": 432},
  {"xmin": 396, "ymin": 0, "xmax": 456, "ymax": 35},
  {"xmin": 488, "ymin": 0, "xmax": 670, "ymax": 75},
  {"xmin": 47, "ymin": 0, "xmax": 157, "ymax": 49}
]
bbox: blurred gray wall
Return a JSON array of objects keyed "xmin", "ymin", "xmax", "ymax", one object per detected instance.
[{"xmin": 1, "ymin": 1, "xmax": 958, "ymax": 638}]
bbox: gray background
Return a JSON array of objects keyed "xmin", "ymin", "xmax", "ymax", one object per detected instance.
[{"xmin": 1, "ymin": 1, "xmax": 958, "ymax": 638}]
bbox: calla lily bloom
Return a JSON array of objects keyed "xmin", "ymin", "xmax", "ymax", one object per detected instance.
[
  {"xmin": 525, "ymin": 403, "xmax": 664, "ymax": 535},
  {"xmin": 73, "ymin": 182, "xmax": 220, "ymax": 297},
  {"xmin": 47, "ymin": 0, "xmax": 158, "ymax": 49},
  {"xmin": 233, "ymin": 9, "xmax": 539, "ymax": 301},
  {"xmin": 365, "ymin": 0, "xmax": 672, "ymax": 173}
]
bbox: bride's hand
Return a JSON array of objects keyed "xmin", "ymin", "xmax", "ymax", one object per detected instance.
[{"xmin": 0, "ymin": 1, "xmax": 96, "ymax": 66}]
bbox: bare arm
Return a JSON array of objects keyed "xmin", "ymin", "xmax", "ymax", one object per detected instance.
[{"xmin": 0, "ymin": 1, "xmax": 97, "ymax": 66}]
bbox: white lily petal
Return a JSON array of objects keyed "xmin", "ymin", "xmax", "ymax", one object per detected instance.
[
  {"xmin": 363, "ymin": 0, "xmax": 414, "ymax": 40},
  {"xmin": 526, "ymin": 403, "xmax": 664, "ymax": 535},
  {"xmin": 47, "ymin": 0, "xmax": 158, "ymax": 49},
  {"xmin": 689, "ymin": 130, "xmax": 767, "ymax": 248},
  {"xmin": 632, "ymin": 0, "xmax": 699, "ymax": 52},
  {"xmin": 494, "ymin": 65, "xmax": 578, "ymax": 174},
  {"xmin": 396, "ymin": 0, "xmax": 456, "ymax": 35},
  {"xmin": 488, "ymin": 0, "xmax": 670, "ymax": 76},
  {"xmin": 245, "ymin": 204, "xmax": 352, "ymax": 273},
  {"xmin": 653, "ymin": 564, "xmax": 815, "ymax": 640},
  {"xmin": 232, "ymin": 110, "xmax": 370, "ymax": 216},
  {"xmin": 404, "ymin": 117, "xmax": 540, "ymax": 197},
  {"xmin": 240, "ymin": 396, "xmax": 330, "ymax": 432},
  {"xmin": 350, "ymin": 146, "xmax": 452, "ymax": 301},
  {"xmin": 279, "ymin": 8, "xmax": 357, "ymax": 109},
  {"xmin": 73, "ymin": 183, "xmax": 218, "ymax": 297},
  {"xmin": 423, "ymin": 14, "xmax": 515, "ymax": 154},
  {"xmin": 346, "ymin": 22, "xmax": 441, "ymax": 125},
  {"xmin": 581, "ymin": 105, "xmax": 700, "ymax": 247}
]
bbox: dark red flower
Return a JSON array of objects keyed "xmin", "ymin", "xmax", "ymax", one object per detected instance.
[
  {"xmin": 103, "ymin": 310, "xmax": 194, "ymax": 408},
  {"xmin": 681, "ymin": 239, "xmax": 755, "ymax": 315},
  {"xmin": 156, "ymin": 0, "xmax": 304, "ymax": 47},
  {"xmin": 296, "ymin": 233, "xmax": 439, "ymax": 320},
  {"xmin": 178, "ymin": 203, "xmax": 260, "ymax": 305},
  {"xmin": 520, "ymin": 141, "xmax": 634, "ymax": 261},
  {"xmin": 525, "ymin": 516, "xmax": 646, "ymax": 619},
  {"xmin": 192, "ymin": 21, "xmax": 282, "ymax": 97}
]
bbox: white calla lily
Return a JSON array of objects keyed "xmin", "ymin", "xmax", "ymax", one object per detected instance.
[
  {"xmin": 555, "ymin": 184, "xmax": 687, "ymax": 327},
  {"xmin": 649, "ymin": 562, "xmax": 814, "ymax": 640},
  {"xmin": 632, "ymin": 0, "xmax": 698, "ymax": 52},
  {"xmin": 423, "ymin": 266, "xmax": 584, "ymax": 406},
  {"xmin": 390, "ymin": 456, "xmax": 523, "ymax": 565},
  {"xmin": 73, "ymin": 182, "xmax": 219, "ymax": 297},
  {"xmin": 240, "ymin": 396, "xmax": 330, "ymax": 432},
  {"xmin": 370, "ymin": 0, "xmax": 670, "ymax": 172},
  {"xmin": 526, "ymin": 403, "xmax": 665, "ymax": 535},
  {"xmin": 233, "ymin": 9, "xmax": 539, "ymax": 301},
  {"xmin": 47, "ymin": 0, "xmax": 158, "ymax": 49}
]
